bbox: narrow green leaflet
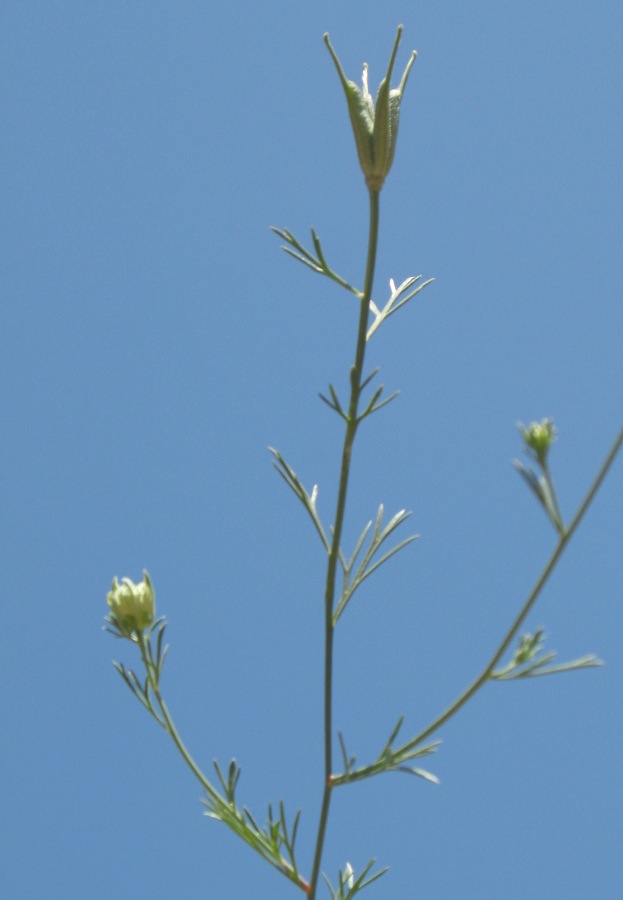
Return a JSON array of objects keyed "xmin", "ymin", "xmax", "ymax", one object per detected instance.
[
  {"xmin": 203, "ymin": 760, "xmax": 309, "ymax": 890},
  {"xmin": 269, "ymin": 447, "xmax": 330, "ymax": 553},
  {"xmin": 323, "ymin": 859, "xmax": 389, "ymax": 899},
  {"xmin": 367, "ymin": 275, "xmax": 433, "ymax": 340},
  {"xmin": 332, "ymin": 717, "xmax": 440, "ymax": 786},
  {"xmin": 334, "ymin": 504, "xmax": 418, "ymax": 623}
]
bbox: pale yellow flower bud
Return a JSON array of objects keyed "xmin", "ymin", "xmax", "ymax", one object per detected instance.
[{"xmin": 107, "ymin": 571, "xmax": 155, "ymax": 635}]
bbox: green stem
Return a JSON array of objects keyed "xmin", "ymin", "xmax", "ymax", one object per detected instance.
[
  {"xmin": 308, "ymin": 188, "xmax": 381, "ymax": 898},
  {"xmin": 136, "ymin": 634, "xmax": 312, "ymax": 892},
  {"xmin": 136, "ymin": 632, "xmax": 220, "ymax": 803},
  {"xmin": 411, "ymin": 423, "xmax": 623, "ymax": 748},
  {"xmin": 542, "ymin": 459, "xmax": 565, "ymax": 535}
]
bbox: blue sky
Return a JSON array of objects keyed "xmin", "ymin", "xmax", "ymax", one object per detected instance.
[{"xmin": 2, "ymin": 2, "xmax": 622, "ymax": 898}]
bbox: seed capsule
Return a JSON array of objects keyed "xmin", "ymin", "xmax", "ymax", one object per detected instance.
[{"xmin": 324, "ymin": 26, "xmax": 417, "ymax": 191}]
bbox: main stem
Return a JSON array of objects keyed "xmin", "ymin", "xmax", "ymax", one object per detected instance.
[{"xmin": 308, "ymin": 188, "xmax": 381, "ymax": 897}]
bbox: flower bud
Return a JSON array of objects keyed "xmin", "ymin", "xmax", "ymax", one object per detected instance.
[
  {"xmin": 518, "ymin": 418, "xmax": 557, "ymax": 464},
  {"xmin": 324, "ymin": 26, "xmax": 417, "ymax": 191},
  {"xmin": 513, "ymin": 628, "xmax": 545, "ymax": 665},
  {"xmin": 107, "ymin": 571, "xmax": 155, "ymax": 635}
]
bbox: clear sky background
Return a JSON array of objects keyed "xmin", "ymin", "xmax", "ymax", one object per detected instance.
[{"xmin": 2, "ymin": 2, "xmax": 622, "ymax": 898}]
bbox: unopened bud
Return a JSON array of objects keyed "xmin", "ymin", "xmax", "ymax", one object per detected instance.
[
  {"xmin": 518, "ymin": 418, "xmax": 557, "ymax": 464},
  {"xmin": 107, "ymin": 571, "xmax": 155, "ymax": 636}
]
